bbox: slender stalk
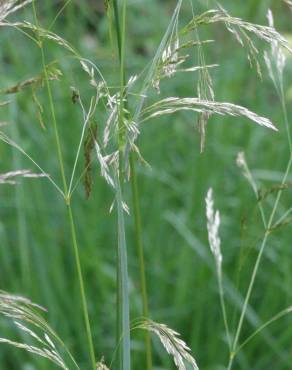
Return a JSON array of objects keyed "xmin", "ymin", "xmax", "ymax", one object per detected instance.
[
  {"xmin": 112, "ymin": 2, "xmax": 132, "ymax": 369},
  {"xmin": 217, "ymin": 272, "xmax": 231, "ymax": 351},
  {"xmin": 235, "ymin": 307, "xmax": 292, "ymax": 355},
  {"xmin": 67, "ymin": 204, "xmax": 96, "ymax": 370},
  {"xmin": 116, "ymin": 175, "xmax": 131, "ymax": 370},
  {"xmin": 228, "ymin": 77, "xmax": 292, "ymax": 368},
  {"xmin": 129, "ymin": 155, "xmax": 152, "ymax": 370},
  {"xmin": 32, "ymin": 3, "xmax": 96, "ymax": 370},
  {"xmin": 10, "ymin": 102, "xmax": 30, "ymax": 291},
  {"xmin": 112, "ymin": 1, "xmax": 152, "ymax": 368}
]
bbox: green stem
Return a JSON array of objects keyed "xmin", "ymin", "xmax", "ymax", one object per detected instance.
[
  {"xmin": 112, "ymin": 2, "xmax": 132, "ymax": 369},
  {"xmin": 129, "ymin": 155, "xmax": 152, "ymax": 370},
  {"xmin": 32, "ymin": 3, "xmax": 96, "ymax": 370},
  {"xmin": 112, "ymin": 1, "xmax": 152, "ymax": 368},
  {"xmin": 67, "ymin": 204, "xmax": 96, "ymax": 370},
  {"xmin": 235, "ymin": 307, "xmax": 292, "ymax": 355},
  {"xmin": 217, "ymin": 271, "xmax": 231, "ymax": 351},
  {"xmin": 229, "ymin": 151, "xmax": 292, "ymax": 370},
  {"xmin": 116, "ymin": 176, "xmax": 131, "ymax": 370},
  {"xmin": 228, "ymin": 66, "xmax": 292, "ymax": 368},
  {"xmin": 10, "ymin": 102, "xmax": 31, "ymax": 291}
]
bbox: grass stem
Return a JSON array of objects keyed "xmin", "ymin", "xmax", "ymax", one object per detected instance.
[
  {"xmin": 32, "ymin": 3, "xmax": 96, "ymax": 370},
  {"xmin": 112, "ymin": 2, "xmax": 132, "ymax": 369},
  {"xmin": 129, "ymin": 154, "xmax": 152, "ymax": 370}
]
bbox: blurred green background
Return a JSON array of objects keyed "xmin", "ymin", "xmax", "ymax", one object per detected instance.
[{"xmin": 0, "ymin": 0, "xmax": 292, "ymax": 369}]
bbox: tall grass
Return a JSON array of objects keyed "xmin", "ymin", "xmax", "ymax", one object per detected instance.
[{"xmin": 0, "ymin": 1, "xmax": 291, "ymax": 370}]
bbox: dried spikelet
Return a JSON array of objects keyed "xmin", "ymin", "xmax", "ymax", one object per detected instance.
[
  {"xmin": 0, "ymin": 0, "xmax": 32, "ymax": 21},
  {"xmin": 236, "ymin": 151, "xmax": 259, "ymax": 197},
  {"xmin": 186, "ymin": 6, "xmax": 292, "ymax": 52},
  {"xmin": 0, "ymin": 100, "xmax": 10, "ymax": 107},
  {"xmin": 142, "ymin": 97, "xmax": 277, "ymax": 131},
  {"xmin": 205, "ymin": 188, "xmax": 222, "ymax": 275},
  {"xmin": 136, "ymin": 320, "xmax": 199, "ymax": 370},
  {"xmin": 184, "ymin": 5, "xmax": 292, "ymax": 76},
  {"xmin": 83, "ymin": 121, "xmax": 98, "ymax": 198},
  {"xmin": 0, "ymin": 291, "xmax": 79, "ymax": 370},
  {"xmin": 152, "ymin": 37, "xmax": 216, "ymax": 93},
  {"xmin": 258, "ymin": 182, "xmax": 292, "ymax": 202},
  {"xmin": 284, "ymin": 0, "xmax": 292, "ymax": 10},
  {"xmin": 0, "ymin": 131, "xmax": 64, "ymax": 195},
  {"xmin": 196, "ymin": 62, "xmax": 215, "ymax": 151},
  {"xmin": 0, "ymin": 63, "xmax": 62, "ymax": 95},
  {"xmin": 0, "ymin": 169, "xmax": 48, "ymax": 185},
  {"xmin": 94, "ymin": 141, "xmax": 116, "ymax": 188},
  {"xmin": 96, "ymin": 357, "xmax": 109, "ymax": 370},
  {"xmin": 1, "ymin": 22, "xmax": 77, "ymax": 55},
  {"xmin": 264, "ymin": 10, "xmax": 286, "ymax": 86}
]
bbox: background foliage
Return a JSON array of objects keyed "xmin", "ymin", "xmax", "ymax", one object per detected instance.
[{"xmin": 0, "ymin": 0, "xmax": 291, "ymax": 369}]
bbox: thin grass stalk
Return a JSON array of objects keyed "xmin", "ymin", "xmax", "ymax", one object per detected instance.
[
  {"xmin": 67, "ymin": 205, "xmax": 96, "ymax": 370},
  {"xmin": 10, "ymin": 101, "xmax": 31, "ymax": 291},
  {"xmin": 228, "ymin": 75, "xmax": 292, "ymax": 369},
  {"xmin": 112, "ymin": 0, "xmax": 152, "ymax": 367},
  {"xmin": 112, "ymin": 0, "xmax": 152, "ymax": 366},
  {"xmin": 112, "ymin": 1, "xmax": 131, "ymax": 369},
  {"xmin": 235, "ymin": 307, "xmax": 292, "ymax": 355},
  {"xmin": 217, "ymin": 273, "xmax": 231, "ymax": 351},
  {"xmin": 116, "ymin": 175, "xmax": 131, "ymax": 370},
  {"xmin": 31, "ymin": 3, "xmax": 96, "ymax": 370},
  {"xmin": 129, "ymin": 155, "xmax": 152, "ymax": 370}
]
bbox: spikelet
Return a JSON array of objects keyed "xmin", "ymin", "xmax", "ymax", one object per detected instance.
[
  {"xmin": 137, "ymin": 319, "xmax": 199, "ymax": 370},
  {"xmin": 205, "ymin": 188, "xmax": 222, "ymax": 275},
  {"xmin": 0, "ymin": 0, "xmax": 32, "ymax": 21},
  {"xmin": 96, "ymin": 357, "xmax": 110, "ymax": 370},
  {"xmin": 264, "ymin": 10, "xmax": 286, "ymax": 87},
  {"xmin": 184, "ymin": 4, "xmax": 292, "ymax": 76},
  {"xmin": 186, "ymin": 6, "xmax": 291, "ymax": 52},
  {"xmin": 236, "ymin": 152, "xmax": 259, "ymax": 197},
  {"xmin": 84, "ymin": 122, "xmax": 98, "ymax": 198},
  {"xmin": 94, "ymin": 142, "xmax": 116, "ymax": 188},
  {"xmin": 284, "ymin": 0, "xmax": 292, "ymax": 10},
  {"xmin": 142, "ymin": 97, "xmax": 277, "ymax": 131},
  {"xmin": 0, "ymin": 291, "xmax": 79, "ymax": 370},
  {"xmin": 0, "ymin": 169, "xmax": 48, "ymax": 185},
  {"xmin": 0, "ymin": 63, "xmax": 62, "ymax": 95}
]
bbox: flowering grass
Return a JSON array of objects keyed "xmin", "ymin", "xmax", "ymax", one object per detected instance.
[{"xmin": 0, "ymin": 1, "xmax": 291, "ymax": 370}]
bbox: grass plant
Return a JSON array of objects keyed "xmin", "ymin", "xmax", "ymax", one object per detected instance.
[{"xmin": 0, "ymin": 1, "xmax": 291, "ymax": 370}]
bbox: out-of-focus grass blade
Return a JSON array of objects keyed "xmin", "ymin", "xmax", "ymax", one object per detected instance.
[{"xmin": 116, "ymin": 176, "xmax": 131, "ymax": 370}]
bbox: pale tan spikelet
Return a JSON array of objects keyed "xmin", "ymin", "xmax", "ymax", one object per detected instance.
[
  {"xmin": 96, "ymin": 357, "xmax": 110, "ymax": 370},
  {"xmin": 1, "ymin": 21, "xmax": 77, "ymax": 55},
  {"xmin": 0, "ymin": 291, "xmax": 80, "ymax": 370},
  {"xmin": 0, "ymin": 0, "xmax": 32, "ymax": 21},
  {"xmin": 184, "ymin": 4, "xmax": 292, "ymax": 77},
  {"xmin": 137, "ymin": 319, "xmax": 199, "ymax": 370},
  {"xmin": 187, "ymin": 6, "xmax": 291, "ymax": 52},
  {"xmin": 205, "ymin": 188, "xmax": 222, "ymax": 274},
  {"xmin": 142, "ymin": 97, "xmax": 277, "ymax": 131},
  {"xmin": 264, "ymin": 9, "xmax": 286, "ymax": 83},
  {"xmin": 0, "ymin": 169, "xmax": 48, "ymax": 185},
  {"xmin": 236, "ymin": 152, "xmax": 259, "ymax": 196},
  {"xmin": 284, "ymin": 0, "xmax": 292, "ymax": 10},
  {"xmin": 0, "ymin": 63, "xmax": 62, "ymax": 95}
]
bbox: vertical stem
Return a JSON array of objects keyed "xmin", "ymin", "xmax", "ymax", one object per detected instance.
[
  {"xmin": 32, "ymin": 3, "xmax": 96, "ymax": 370},
  {"xmin": 116, "ymin": 175, "xmax": 131, "ymax": 370},
  {"xmin": 229, "ymin": 96, "xmax": 292, "ymax": 368},
  {"xmin": 217, "ymin": 271, "xmax": 231, "ymax": 351},
  {"xmin": 10, "ymin": 102, "xmax": 31, "ymax": 291},
  {"xmin": 112, "ymin": 2, "xmax": 131, "ymax": 370},
  {"xmin": 112, "ymin": 1, "xmax": 152, "ymax": 369},
  {"xmin": 129, "ymin": 155, "xmax": 152, "ymax": 370},
  {"xmin": 67, "ymin": 204, "xmax": 96, "ymax": 370}
]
